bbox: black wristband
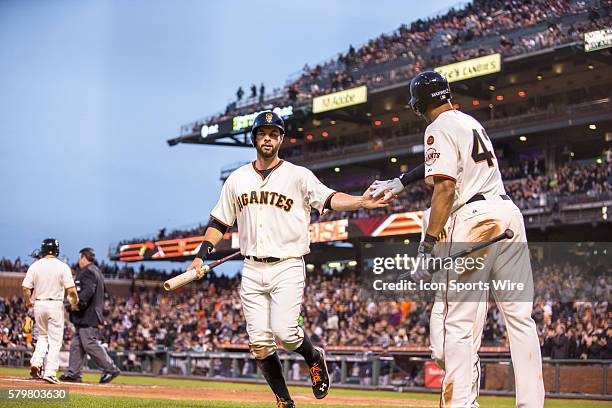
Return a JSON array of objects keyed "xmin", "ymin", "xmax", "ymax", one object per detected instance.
[
  {"xmin": 196, "ymin": 240, "xmax": 214, "ymax": 260},
  {"xmin": 424, "ymin": 233, "xmax": 438, "ymax": 243},
  {"xmin": 399, "ymin": 163, "xmax": 425, "ymax": 187}
]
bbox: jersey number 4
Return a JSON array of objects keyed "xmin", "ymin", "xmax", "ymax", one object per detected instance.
[{"xmin": 471, "ymin": 129, "xmax": 495, "ymax": 167}]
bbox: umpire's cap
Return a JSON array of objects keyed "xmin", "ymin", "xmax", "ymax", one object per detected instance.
[
  {"xmin": 40, "ymin": 238, "xmax": 60, "ymax": 257},
  {"xmin": 251, "ymin": 110, "xmax": 285, "ymax": 145},
  {"xmin": 409, "ymin": 71, "xmax": 452, "ymax": 115}
]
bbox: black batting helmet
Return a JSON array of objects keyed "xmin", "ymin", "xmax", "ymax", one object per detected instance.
[
  {"xmin": 40, "ymin": 238, "xmax": 60, "ymax": 257},
  {"xmin": 251, "ymin": 110, "xmax": 285, "ymax": 145},
  {"xmin": 409, "ymin": 71, "xmax": 452, "ymax": 116}
]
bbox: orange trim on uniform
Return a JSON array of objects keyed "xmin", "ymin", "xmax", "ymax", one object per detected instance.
[
  {"xmin": 322, "ymin": 191, "xmax": 337, "ymax": 211},
  {"xmin": 252, "ymin": 160, "xmax": 284, "ymax": 180},
  {"xmin": 210, "ymin": 214, "xmax": 232, "ymax": 228},
  {"xmin": 426, "ymin": 174, "xmax": 457, "ymax": 182}
]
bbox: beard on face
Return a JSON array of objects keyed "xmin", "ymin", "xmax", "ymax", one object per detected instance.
[{"xmin": 255, "ymin": 140, "xmax": 280, "ymax": 158}]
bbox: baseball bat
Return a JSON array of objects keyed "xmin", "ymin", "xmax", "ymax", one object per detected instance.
[
  {"xmin": 398, "ymin": 229, "xmax": 514, "ymax": 280},
  {"xmin": 163, "ymin": 251, "xmax": 241, "ymax": 291}
]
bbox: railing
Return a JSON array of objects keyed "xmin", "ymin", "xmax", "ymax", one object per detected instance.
[{"xmin": 1, "ymin": 348, "xmax": 609, "ymax": 399}]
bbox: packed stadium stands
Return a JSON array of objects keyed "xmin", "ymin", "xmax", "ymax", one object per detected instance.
[
  {"xmin": 182, "ymin": 0, "xmax": 610, "ymax": 131},
  {"xmin": 1, "ymin": 257, "xmax": 609, "ymax": 360}
]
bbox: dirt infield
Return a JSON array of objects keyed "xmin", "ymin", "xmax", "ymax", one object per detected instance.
[{"xmin": 0, "ymin": 376, "xmax": 435, "ymax": 407}]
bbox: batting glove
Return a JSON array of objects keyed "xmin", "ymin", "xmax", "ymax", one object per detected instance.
[
  {"xmin": 370, "ymin": 178, "xmax": 404, "ymax": 201},
  {"xmin": 412, "ymin": 240, "xmax": 436, "ymax": 282}
]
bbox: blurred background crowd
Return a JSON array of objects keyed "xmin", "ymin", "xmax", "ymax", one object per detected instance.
[{"xmin": 1, "ymin": 257, "xmax": 609, "ymax": 361}]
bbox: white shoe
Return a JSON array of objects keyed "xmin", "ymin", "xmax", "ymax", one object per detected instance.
[{"xmin": 42, "ymin": 375, "xmax": 60, "ymax": 384}]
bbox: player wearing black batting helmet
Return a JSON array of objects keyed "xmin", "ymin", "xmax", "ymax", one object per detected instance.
[
  {"xmin": 250, "ymin": 110, "xmax": 285, "ymax": 146},
  {"xmin": 40, "ymin": 238, "xmax": 60, "ymax": 257},
  {"xmin": 409, "ymin": 71, "xmax": 452, "ymax": 117}
]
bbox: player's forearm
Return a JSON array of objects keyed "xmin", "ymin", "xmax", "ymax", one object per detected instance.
[
  {"xmin": 22, "ymin": 287, "xmax": 33, "ymax": 306},
  {"xmin": 66, "ymin": 287, "xmax": 79, "ymax": 307},
  {"xmin": 195, "ymin": 227, "xmax": 224, "ymax": 260},
  {"xmin": 330, "ymin": 192, "xmax": 365, "ymax": 211},
  {"xmin": 426, "ymin": 179, "xmax": 455, "ymax": 238}
]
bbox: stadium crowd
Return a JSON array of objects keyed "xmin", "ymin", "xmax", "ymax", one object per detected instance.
[
  {"xmin": 185, "ymin": 0, "xmax": 608, "ymax": 129},
  {"xmin": 114, "ymin": 159, "xmax": 611, "ymax": 246},
  {"xmin": 0, "ymin": 257, "xmax": 609, "ymax": 361}
]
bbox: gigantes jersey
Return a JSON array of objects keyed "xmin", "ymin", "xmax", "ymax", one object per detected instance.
[
  {"xmin": 211, "ymin": 160, "xmax": 336, "ymax": 258},
  {"xmin": 22, "ymin": 257, "xmax": 75, "ymax": 300},
  {"xmin": 423, "ymin": 109, "xmax": 506, "ymax": 211}
]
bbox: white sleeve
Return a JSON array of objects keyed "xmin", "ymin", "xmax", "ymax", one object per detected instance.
[
  {"xmin": 22, "ymin": 265, "xmax": 34, "ymax": 289},
  {"xmin": 210, "ymin": 178, "xmax": 237, "ymax": 227},
  {"xmin": 303, "ymin": 169, "xmax": 336, "ymax": 213},
  {"xmin": 424, "ymin": 129, "xmax": 458, "ymax": 185},
  {"xmin": 62, "ymin": 265, "xmax": 75, "ymax": 289}
]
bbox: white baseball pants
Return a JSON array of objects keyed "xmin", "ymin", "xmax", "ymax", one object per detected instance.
[
  {"xmin": 240, "ymin": 257, "xmax": 305, "ymax": 359},
  {"xmin": 440, "ymin": 198, "xmax": 545, "ymax": 408},
  {"xmin": 30, "ymin": 300, "xmax": 65, "ymax": 377}
]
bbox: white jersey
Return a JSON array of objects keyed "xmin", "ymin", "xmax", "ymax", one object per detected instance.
[
  {"xmin": 211, "ymin": 160, "xmax": 336, "ymax": 258},
  {"xmin": 423, "ymin": 110, "xmax": 506, "ymax": 211},
  {"xmin": 22, "ymin": 257, "xmax": 75, "ymax": 301}
]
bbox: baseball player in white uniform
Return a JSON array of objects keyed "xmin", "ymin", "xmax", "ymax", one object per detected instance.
[
  {"xmin": 22, "ymin": 238, "xmax": 79, "ymax": 384},
  {"xmin": 371, "ymin": 71, "xmax": 544, "ymax": 407},
  {"xmin": 189, "ymin": 110, "xmax": 386, "ymax": 408}
]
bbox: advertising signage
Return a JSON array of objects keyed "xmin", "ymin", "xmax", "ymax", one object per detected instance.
[
  {"xmin": 232, "ymin": 106, "xmax": 294, "ymax": 132},
  {"xmin": 585, "ymin": 28, "xmax": 612, "ymax": 52},
  {"xmin": 435, "ymin": 53, "xmax": 501, "ymax": 83},
  {"xmin": 312, "ymin": 85, "xmax": 368, "ymax": 114}
]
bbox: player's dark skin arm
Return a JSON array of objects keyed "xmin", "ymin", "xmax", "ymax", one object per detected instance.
[{"xmin": 426, "ymin": 177, "xmax": 456, "ymax": 239}]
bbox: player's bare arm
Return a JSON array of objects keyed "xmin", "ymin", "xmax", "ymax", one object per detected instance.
[
  {"xmin": 66, "ymin": 286, "xmax": 79, "ymax": 311},
  {"xmin": 425, "ymin": 177, "xmax": 455, "ymax": 239},
  {"xmin": 330, "ymin": 189, "xmax": 388, "ymax": 211},
  {"xmin": 22, "ymin": 286, "xmax": 34, "ymax": 309}
]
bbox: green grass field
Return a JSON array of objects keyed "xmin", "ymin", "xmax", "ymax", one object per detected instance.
[{"xmin": 0, "ymin": 367, "xmax": 608, "ymax": 407}]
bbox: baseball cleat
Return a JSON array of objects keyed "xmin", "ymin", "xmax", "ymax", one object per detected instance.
[
  {"xmin": 59, "ymin": 374, "xmax": 82, "ymax": 383},
  {"xmin": 29, "ymin": 365, "xmax": 42, "ymax": 379},
  {"xmin": 308, "ymin": 347, "xmax": 330, "ymax": 399},
  {"xmin": 100, "ymin": 369, "xmax": 120, "ymax": 384},
  {"xmin": 275, "ymin": 399, "xmax": 295, "ymax": 408},
  {"xmin": 42, "ymin": 375, "xmax": 60, "ymax": 384}
]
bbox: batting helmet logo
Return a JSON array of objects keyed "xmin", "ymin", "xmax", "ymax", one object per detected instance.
[{"xmin": 265, "ymin": 112, "xmax": 273, "ymax": 123}]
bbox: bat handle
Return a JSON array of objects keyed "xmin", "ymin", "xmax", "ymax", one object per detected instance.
[
  {"xmin": 504, "ymin": 228, "xmax": 514, "ymax": 239},
  {"xmin": 196, "ymin": 264, "xmax": 210, "ymax": 279}
]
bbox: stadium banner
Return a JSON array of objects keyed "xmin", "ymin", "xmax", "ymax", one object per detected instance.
[
  {"xmin": 112, "ymin": 211, "xmax": 424, "ymax": 262},
  {"xmin": 584, "ymin": 28, "xmax": 612, "ymax": 52},
  {"xmin": 312, "ymin": 85, "xmax": 368, "ymax": 114},
  {"xmin": 435, "ymin": 53, "xmax": 501, "ymax": 83},
  {"xmin": 232, "ymin": 106, "xmax": 294, "ymax": 132}
]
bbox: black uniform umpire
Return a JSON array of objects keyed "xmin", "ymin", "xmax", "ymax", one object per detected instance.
[{"xmin": 60, "ymin": 248, "xmax": 120, "ymax": 384}]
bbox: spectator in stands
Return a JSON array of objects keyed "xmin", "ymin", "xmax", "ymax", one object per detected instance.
[
  {"xmin": 250, "ymin": 84, "xmax": 256, "ymax": 98},
  {"xmin": 550, "ymin": 323, "xmax": 570, "ymax": 359},
  {"xmin": 236, "ymin": 86, "xmax": 244, "ymax": 101}
]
